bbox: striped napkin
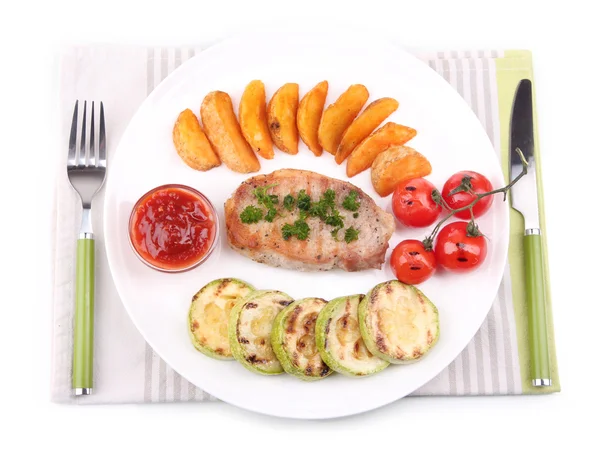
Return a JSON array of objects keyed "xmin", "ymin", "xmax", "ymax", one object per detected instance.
[{"xmin": 51, "ymin": 44, "xmax": 559, "ymax": 404}]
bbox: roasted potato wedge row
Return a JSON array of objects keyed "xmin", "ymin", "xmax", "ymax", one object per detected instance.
[
  {"xmin": 371, "ymin": 145, "xmax": 432, "ymax": 197},
  {"xmin": 335, "ymin": 98, "xmax": 399, "ymax": 164},
  {"xmin": 239, "ymin": 80, "xmax": 274, "ymax": 159},
  {"xmin": 346, "ymin": 122, "xmax": 417, "ymax": 177},
  {"xmin": 267, "ymin": 83, "xmax": 299, "ymax": 154},
  {"xmin": 318, "ymin": 84, "xmax": 369, "ymax": 155},
  {"xmin": 297, "ymin": 80, "xmax": 328, "ymax": 156},
  {"xmin": 201, "ymin": 91, "xmax": 260, "ymax": 173},
  {"xmin": 172, "ymin": 109, "xmax": 221, "ymax": 171}
]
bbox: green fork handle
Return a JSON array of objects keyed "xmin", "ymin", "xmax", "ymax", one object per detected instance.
[
  {"xmin": 524, "ymin": 231, "xmax": 551, "ymax": 386},
  {"xmin": 72, "ymin": 237, "xmax": 95, "ymax": 394}
]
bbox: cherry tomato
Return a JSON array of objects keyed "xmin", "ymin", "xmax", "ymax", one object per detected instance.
[
  {"xmin": 392, "ymin": 178, "xmax": 442, "ymax": 227},
  {"xmin": 434, "ymin": 221, "xmax": 487, "ymax": 272},
  {"xmin": 390, "ymin": 240, "xmax": 437, "ymax": 284},
  {"xmin": 442, "ymin": 171, "xmax": 494, "ymax": 219}
]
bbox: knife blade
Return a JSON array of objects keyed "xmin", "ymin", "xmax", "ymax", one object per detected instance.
[
  {"xmin": 510, "ymin": 79, "xmax": 539, "ymax": 230},
  {"xmin": 509, "ymin": 78, "xmax": 551, "ymax": 387}
]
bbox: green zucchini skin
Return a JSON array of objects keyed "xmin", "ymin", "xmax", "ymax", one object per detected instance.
[
  {"xmin": 358, "ymin": 280, "xmax": 439, "ymax": 365},
  {"xmin": 188, "ymin": 278, "xmax": 255, "ymax": 360},
  {"xmin": 229, "ymin": 289, "xmax": 294, "ymax": 375},
  {"xmin": 316, "ymin": 295, "xmax": 389, "ymax": 377},
  {"xmin": 271, "ymin": 297, "xmax": 333, "ymax": 381}
]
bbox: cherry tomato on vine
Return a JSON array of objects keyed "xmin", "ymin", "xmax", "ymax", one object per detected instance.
[
  {"xmin": 434, "ymin": 221, "xmax": 487, "ymax": 272},
  {"xmin": 390, "ymin": 240, "xmax": 437, "ymax": 284},
  {"xmin": 392, "ymin": 178, "xmax": 442, "ymax": 228},
  {"xmin": 442, "ymin": 171, "xmax": 494, "ymax": 219}
]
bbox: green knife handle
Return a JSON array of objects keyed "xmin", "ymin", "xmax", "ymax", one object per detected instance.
[
  {"xmin": 72, "ymin": 238, "xmax": 95, "ymax": 393},
  {"xmin": 524, "ymin": 231, "xmax": 551, "ymax": 386}
]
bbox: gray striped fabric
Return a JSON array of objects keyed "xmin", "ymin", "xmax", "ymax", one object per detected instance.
[
  {"xmin": 140, "ymin": 48, "xmax": 522, "ymax": 401},
  {"xmin": 143, "ymin": 46, "xmax": 215, "ymax": 402}
]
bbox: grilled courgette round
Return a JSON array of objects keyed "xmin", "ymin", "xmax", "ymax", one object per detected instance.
[
  {"xmin": 188, "ymin": 278, "xmax": 255, "ymax": 360},
  {"xmin": 358, "ymin": 280, "xmax": 439, "ymax": 364},
  {"xmin": 271, "ymin": 297, "xmax": 333, "ymax": 381},
  {"xmin": 229, "ymin": 290, "xmax": 294, "ymax": 375},
  {"xmin": 316, "ymin": 294, "xmax": 389, "ymax": 376}
]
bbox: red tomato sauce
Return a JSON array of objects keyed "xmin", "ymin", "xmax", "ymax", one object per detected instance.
[{"xmin": 129, "ymin": 186, "xmax": 217, "ymax": 271}]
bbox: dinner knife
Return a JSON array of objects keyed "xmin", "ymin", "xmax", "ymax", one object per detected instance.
[{"xmin": 509, "ymin": 78, "xmax": 551, "ymax": 387}]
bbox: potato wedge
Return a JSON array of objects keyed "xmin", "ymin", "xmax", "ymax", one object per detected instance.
[
  {"xmin": 239, "ymin": 80, "xmax": 274, "ymax": 159},
  {"xmin": 346, "ymin": 122, "xmax": 417, "ymax": 177},
  {"xmin": 201, "ymin": 91, "xmax": 260, "ymax": 173},
  {"xmin": 267, "ymin": 83, "xmax": 299, "ymax": 154},
  {"xmin": 297, "ymin": 80, "xmax": 328, "ymax": 156},
  {"xmin": 335, "ymin": 98, "xmax": 399, "ymax": 164},
  {"xmin": 172, "ymin": 109, "xmax": 221, "ymax": 171},
  {"xmin": 371, "ymin": 145, "xmax": 432, "ymax": 197},
  {"xmin": 318, "ymin": 84, "xmax": 369, "ymax": 155}
]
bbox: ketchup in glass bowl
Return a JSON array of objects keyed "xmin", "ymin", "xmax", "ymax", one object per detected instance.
[{"xmin": 128, "ymin": 184, "xmax": 218, "ymax": 272}]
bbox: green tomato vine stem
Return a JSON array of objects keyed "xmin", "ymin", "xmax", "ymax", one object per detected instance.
[{"xmin": 422, "ymin": 148, "xmax": 528, "ymax": 251}]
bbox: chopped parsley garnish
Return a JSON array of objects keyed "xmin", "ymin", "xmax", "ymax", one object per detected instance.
[
  {"xmin": 264, "ymin": 208, "xmax": 277, "ymax": 222},
  {"xmin": 309, "ymin": 189, "xmax": 336, "ymax": 220},
  {"xmin": 254, "ymin": 184, "xmax": 278, "ymax": 205},
  {"xmin": 353, "ymin": 212, "xmax": 359, "ymax": 218},
  {"xmin": 342, "ymin": 191, "xmax": 360, "ymax": 212},
  {"xmin": 283, "ymin": 194, "xmax": 295, "ymax": 211},
  {"xmin": 344, "ymin": 227, "xmax": 359, "ymax": 243},
  {"xmin": 240, "ymin": 205, "xmax": 264, "ymax": 224},
  {"xmin": 322, "ymin": 189, "xmax": 335, "ymax": 204},
  {"xmin": 253, "ymin": 184, "xmax": 278, "ymax": 222},
  {"xmin": 297, "ymin": 190, "xmax": 311, "ymax": 212},
  {"xmin": 282, "ymin": 219, "xmax": 310, "ymax": 241},
  {"xmin": 309, "ymin": 202, "xmax": 328, "ymax": 220},
  {"xmin": 325, "ymin": 209, "xmax": 344, "ymax": 228},
  {"xmin": 240, "ymin": 184, "xmax": 356, "ymax": 241},
  {"xmin": 327, "ymin": 208, "xmax": 345, "ymax": 241}
]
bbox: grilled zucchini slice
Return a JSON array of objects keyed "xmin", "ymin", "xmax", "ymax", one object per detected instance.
[
  {"xmin": 358, "ymin": 280, "xmax": 439, "ymax": 364},
  {"xmin": 188, "ymin": 278, "xmax": 255, "ymax": 360},
  {"xmin": 316, "ymin": 295, "xmax": 389, "ymax": 377},
  {"xmin": 229, "ymin": 290, "xmax": 294, "ymax": 375},
  {"xmin": 271, "ymin": 298, "xmax": 333, "ymax": 381}
]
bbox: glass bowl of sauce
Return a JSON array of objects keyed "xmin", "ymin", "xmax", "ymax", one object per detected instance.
[{"xmin": 128, "ymin": 184, "xmax": 218, "ymax": 273}]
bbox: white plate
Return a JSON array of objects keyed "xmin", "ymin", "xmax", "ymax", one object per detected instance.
[{"xmin": 104, "ymin": 31, "xmax": 508, "ymax": 419}]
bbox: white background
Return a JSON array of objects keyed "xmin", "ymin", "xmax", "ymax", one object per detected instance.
[{"xmin": 1, "ymin": 0, "xmax": 598, "ymax": 464}]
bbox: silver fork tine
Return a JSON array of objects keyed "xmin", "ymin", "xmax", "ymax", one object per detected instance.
[
  {"xmin": 98, "ymin": 102, "xmax": 106, "ymax": 168},
  {"xmin": 89, "ymin": 102, "xmax": 96, "ymax": 167},
  {"xmin": 68, "ymin": 101, "xmax": 79, "ymax": 167},
  {"xmin": 79, "ymin": 101, "xmax": 87, "ymax": 166}
]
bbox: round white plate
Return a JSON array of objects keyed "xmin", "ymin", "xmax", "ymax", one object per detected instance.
[{"xmin": 104, "ymin": 31, "xmax": 508, "ymax": 419}]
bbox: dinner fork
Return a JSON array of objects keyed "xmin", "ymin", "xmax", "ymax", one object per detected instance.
[{"xmin": 67, "ymin": 101, "xmax": 106, "ymax": 395}]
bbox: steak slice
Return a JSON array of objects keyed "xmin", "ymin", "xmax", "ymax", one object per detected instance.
[{"xmin": 224, "ymin": 169, "xmax": 394, "ymax": 272}]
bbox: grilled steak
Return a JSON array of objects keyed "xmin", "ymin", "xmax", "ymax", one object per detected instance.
[{"xmin": 224, "ymin": 169, "xmax": 394, "ymax": 272}]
